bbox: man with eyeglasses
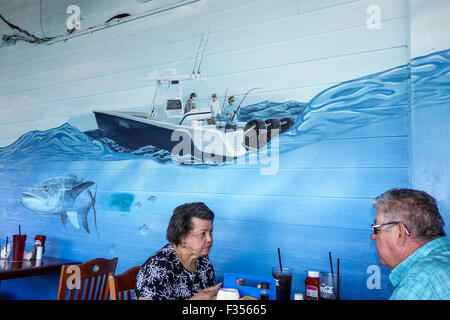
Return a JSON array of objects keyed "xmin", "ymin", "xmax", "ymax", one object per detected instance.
[{"xmin": 371, "ymin": 188, "xmax": 450, "ymax": 300}]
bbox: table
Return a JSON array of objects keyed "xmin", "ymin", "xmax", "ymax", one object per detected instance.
[{"xmin": 0, "ymin": 257, "xmax": 80, "ymax": 281}]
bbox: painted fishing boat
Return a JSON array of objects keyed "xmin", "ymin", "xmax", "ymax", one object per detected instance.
[{"xmin": 92, "ymin": 69, "xmax": 295, "ymax": 161}]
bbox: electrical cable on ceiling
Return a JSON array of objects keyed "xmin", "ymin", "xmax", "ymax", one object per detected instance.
[
  {"xmin": 0, "ymin": 1, "xmax": 68, "ymax": 44},
  {"xmin": 105, "ymin": 13, "xmax": 131, "ymax": 23},
  {"xmin": 2, "ymin": 34, "xmax": 16, "ymax": 46},
  {"xmin": 0, "ymin": 13, "xmax": 55, "ymax": 43},
  {"xmin": 0, "ymin": 0, "xmax": 200, "ymax": 46}
]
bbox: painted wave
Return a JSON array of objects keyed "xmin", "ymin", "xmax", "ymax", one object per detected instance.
[
  {"xmin": 290, "ymin": 63, "xmax": 410, "ymax": 141},
  {"xmin": 238, "ymin": 100, "xmax": 306, "ymax": 122},
  {"xmin": 0, "ymin": 123, "xmax": 121, "ymax": 163},
  {"xmin": 98, "ymin": 137, "xmax": 172, "ymax": 162},
  {"xmin": 0, "ymin": 49, "xmax": 448, "ymax": 165},
  {"xmin": 410, "ymin": 49, "xmax": 450, "ymax": 106}
]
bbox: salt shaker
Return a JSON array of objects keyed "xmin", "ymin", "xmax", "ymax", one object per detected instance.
[
  {"xmin": 1, "ymin": 243, "xmax": 12, "ymax": 260},
  {"xmin": 36, "ymin": 246, "xmax": 43, "ymax": 260},
  {"xmin": 0, "ymin": 243, "xmax": 12, "ymax": 260}
]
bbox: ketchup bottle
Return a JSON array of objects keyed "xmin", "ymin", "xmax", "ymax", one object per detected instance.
[{"xmin": 305, "ymin": 271, "xmax": 320, "ymax": 300}]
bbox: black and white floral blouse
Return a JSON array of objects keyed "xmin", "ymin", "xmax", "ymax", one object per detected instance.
[{"xmin": 135, "ymin": 243, "xmax": 216, "ymax": 300}]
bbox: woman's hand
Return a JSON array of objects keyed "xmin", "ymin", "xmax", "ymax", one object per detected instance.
[{"xmin": 189, "ymin": 283, "xmax": 222, "ymax": 300}]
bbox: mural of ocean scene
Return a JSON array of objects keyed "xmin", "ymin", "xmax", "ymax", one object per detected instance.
[
  {"xmin": 7, "ymin": 45, "xmax": 446, "ymax": 164},
  {"xmin": 1, "ymin": 48, "xmax": 448, "ymax": 300}
]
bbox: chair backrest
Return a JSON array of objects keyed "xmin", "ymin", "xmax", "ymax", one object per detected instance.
[
  {"xmin": 57, "ymin": 257, "xmax": 118, "ymax": 300},
  {"xmin": 108, "ymin": 266, "xmax": 140, "ymax": 300}
]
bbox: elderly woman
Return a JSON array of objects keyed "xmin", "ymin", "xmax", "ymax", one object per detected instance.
[{"xmin": 135, "ymin": 202, "xmax": 221, "ymax": 300}]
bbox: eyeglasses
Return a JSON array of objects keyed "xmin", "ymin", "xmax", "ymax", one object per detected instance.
[
  {"xmin": 189, "ymin": 230, "xmax": 213, "ymax": 240},
  {"xmin": 371, "ymin": 221, "xmax": 410, "ymax": 236}
]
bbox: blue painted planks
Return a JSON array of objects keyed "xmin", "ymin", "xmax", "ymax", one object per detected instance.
[
  {"xmin": 0, "ymin": 184, "xmax": 392, "ymax": 231},
  {"xmin": 0, "ymin": 0, "xmax": 415, "ymax": 301},
  {"xmin": 0, "ymin": 166, "xmax": 409, "ymax": 197}
]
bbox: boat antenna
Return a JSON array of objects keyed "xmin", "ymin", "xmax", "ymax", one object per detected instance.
[
  {"xmin": 231, "ymin": 87, "xmax": 261, "ymax": 122},
  {"xmin": 192, "ymin": 32, "xmax": 204, "ymax": 76},
  {"xmin": 196, "ymin": 27, "xmax": 210, "ymax": 75},
  {"xmin": 148, "ymin": 79, "xmax": 162, "ymax": 119}
]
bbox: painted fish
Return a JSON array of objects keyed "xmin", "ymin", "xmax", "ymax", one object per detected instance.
[{"xmin": 21, "ymin": 174, "xmax": 97, "ymax": 234}]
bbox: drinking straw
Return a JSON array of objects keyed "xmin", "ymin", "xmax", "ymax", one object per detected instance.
[
  {"xmin": 328, "ymin": 251, "xmax": 334, "ymax": 277},
  {"xmin": 18, "ymin": 225, "xmax": 22, "ymax": 259},
  {"xmin": 277, "ymin": 248, "xmax": 283, "ymax": 272},
  {"xmin": 336, "ymin": 258, "xmax": 340, "ymax": 300}
]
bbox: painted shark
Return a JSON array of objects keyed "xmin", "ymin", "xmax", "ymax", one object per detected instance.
[{"xmin": 21, "ymin": 174, "xmax": 97, "ymax": 233}]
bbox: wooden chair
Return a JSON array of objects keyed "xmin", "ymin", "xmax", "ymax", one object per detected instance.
[
  {"xmin": 57, "ymin": 257, "xmax": 118, "ymax": 300},
  {"xmin": 107, "ymin": 266, "xmax": 140, "ymax": 300}
]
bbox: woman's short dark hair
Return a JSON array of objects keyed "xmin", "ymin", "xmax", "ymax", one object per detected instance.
[{"xmin": 166, "ymin": 202, "xmax": 215, "ymax": 245}]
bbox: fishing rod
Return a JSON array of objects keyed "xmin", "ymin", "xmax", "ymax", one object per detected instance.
[
  {"xmin": 221, "ymin": 87, "xmax": 229, "ymax": 116},
  {"xmin": 196, "ymin": 27, "xmax": 210, "ymax": 74},
  {"xmin": 230, "ymin": 87, "xmax": 261, "ymax": 122},
  {"xmin": 192, "ymin": 32, "xmax": 204, "ymax": 75},
  {"xmin": 219, "ymin": 87, "xmax": 229, "ymax": 129}
]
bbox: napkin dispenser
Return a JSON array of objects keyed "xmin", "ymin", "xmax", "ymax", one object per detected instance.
[
  {"xmin": 223, "ymin": 273, "xmax": 277, "ymax": 300},
  {"xmin": 217, "ymin": 288, "xmax": 240, "ymax": 300}
]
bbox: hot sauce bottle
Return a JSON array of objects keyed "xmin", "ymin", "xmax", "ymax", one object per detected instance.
[{"xmin": 305, "ymin": 271, "xmax": 320, "ymax": 300}]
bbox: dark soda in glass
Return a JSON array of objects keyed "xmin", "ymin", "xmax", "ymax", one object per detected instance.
[{"xmin": 272, "ymin": 267, "xmax": 293, "ymax": 300}]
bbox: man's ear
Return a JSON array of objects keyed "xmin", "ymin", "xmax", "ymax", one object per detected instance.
[{"xmin": 396, "ymin": 223, "xmax": 407, "ymax": 246}]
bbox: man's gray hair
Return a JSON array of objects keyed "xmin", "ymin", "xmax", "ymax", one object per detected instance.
[{"xmin": 373, "ymin": 188, "xmax": 446, "ymax": 241}]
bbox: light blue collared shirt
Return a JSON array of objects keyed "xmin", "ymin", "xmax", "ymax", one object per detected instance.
[
  {"xmin": 389, "ymin": 236, "xmax": 450, "ymax": 300},
  {"xmin": 223, "ymin": 103, "xmax": 239, "ymax": 125}
]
